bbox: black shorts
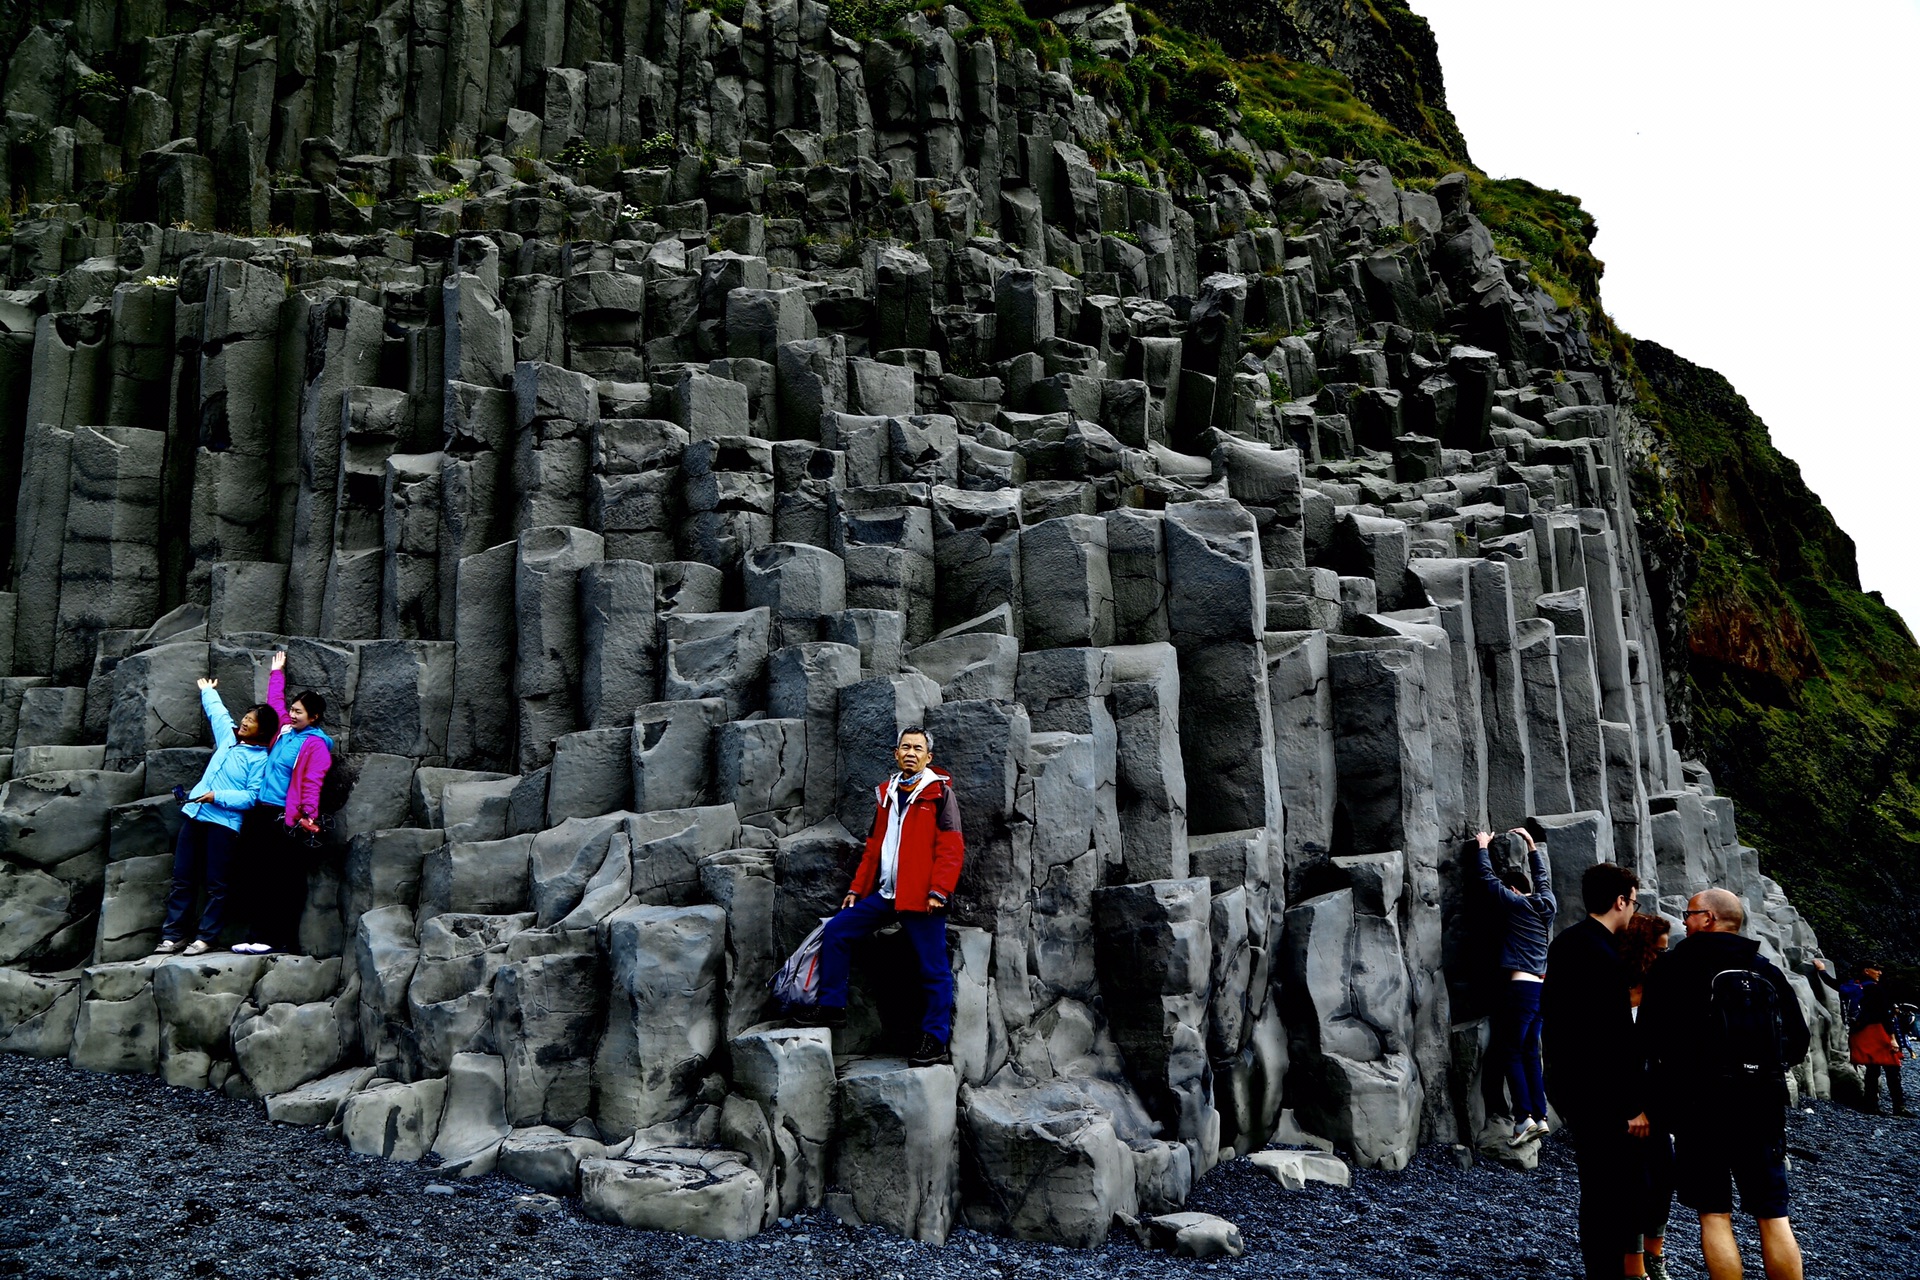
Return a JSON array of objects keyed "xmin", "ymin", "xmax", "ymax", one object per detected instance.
[{"xmin": 1672, "ymin": 1120, "xmax": 1790, "ymax": 1219}]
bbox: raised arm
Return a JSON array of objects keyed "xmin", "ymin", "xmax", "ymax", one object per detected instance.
[
  {"xmin": 266, "ymin": 651, "xmax": 288, "ymax": 718},
  {"xmin": 1810, "ymin": 958, "xmax": 1842, "ymax": 993},
  {"xmin": 199, "ymin": 680, "xmax": 236, "ymax": 750},
  {"xmin": 1471, "ymin": 833, "xmax": 1514, "ymax": 902},
  {"xmin": 1528, "ymin": 842, "xmax": 1555, "ymax": 916}
]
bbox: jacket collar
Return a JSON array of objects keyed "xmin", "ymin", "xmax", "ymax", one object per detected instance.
[
  {"xmin": 1671, "ymin": 930, "xmax": 1762, "ymax": 971},
  {"xmin": 882, "ymin": 768, "xmax": 945, "ymax": 801}
]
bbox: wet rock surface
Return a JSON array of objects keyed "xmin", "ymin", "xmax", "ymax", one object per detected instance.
[{"xmin": 4, "ymin": 1052, "xmax": 1916, "ymax": 1280}]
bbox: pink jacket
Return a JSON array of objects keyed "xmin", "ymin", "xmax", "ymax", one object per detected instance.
[{"xmin": 266, "ymin": 669, "xmax": 335, "ymax": 827}]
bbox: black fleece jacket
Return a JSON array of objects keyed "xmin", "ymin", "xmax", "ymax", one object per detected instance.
[
  {"xmin": 1541, "ymin": 915, "xmax": 1646, "ymax": 1123},
  {"xmin": 1639, "ymin": 930, "xmax": 1810, "ymax": 1115}
]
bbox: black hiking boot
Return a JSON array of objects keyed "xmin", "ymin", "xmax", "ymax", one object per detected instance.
[
  {"xmin": 806, "ymin": 1006, "xmax": 846, "ymax": 1032},
  {"xmin": 909, "ymin": 1034, "xmax": 950, "ymax": 1068}
]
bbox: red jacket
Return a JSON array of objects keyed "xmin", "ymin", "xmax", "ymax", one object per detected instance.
[{"xmin": 850, "ymin": 768, "xmax": 965, "ymax": 911}]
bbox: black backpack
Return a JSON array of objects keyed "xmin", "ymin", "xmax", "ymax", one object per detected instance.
[
  {"xmin": 317, "ymin": 755, "xmax": 356, "ymax": 815},
  {"xmin": 1707, "ymin": 965, "xmax": 1788, "ymax": 1083}
]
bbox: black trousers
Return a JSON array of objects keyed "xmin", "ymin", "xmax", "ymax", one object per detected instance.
[
  {"xmin": 1567, "ymin": 1110, "xmax": 1648, "ymax": 1280},
  {"xmin": 1864, "ymin": 1062, "xmax": 1905, "ymax": 1112},
  {"xmin": 161, "ymin": 819, "xmax": 237, "ymax": 942},
  {"xmin": 240, "ymin": 807, "xmax": 311, "ymax": 951}
]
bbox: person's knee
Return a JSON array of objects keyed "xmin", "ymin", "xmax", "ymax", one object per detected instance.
[{"xmin": 826, "ymin": 899, "xmax": 877, "ymax": 939}]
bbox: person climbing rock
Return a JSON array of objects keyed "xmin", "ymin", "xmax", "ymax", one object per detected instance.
[
  {"xmin": 1641, "ymin": 889, "xmax": 1811, "ymax": 1280},
  {"xmin": 1541, "ymin": 860, "xmax": 1650, "ymax": 1280},
  {"xmin": 233, "ymin": 652, "xmax": 334, "ymax": 956},
  {"xmin": 155, "ymin": 679, "xmax": 277, "ymax": 958},
  {"xmin": 812, "ymin": 726, "xmax": 964, "ymax": 1068},
  {"xmin": 1813, "ymin": 958, "xmax": 1909, "ymax": 1117},
  {"xmin": 1474, "ymin": 827, "xmax": 1555, "ymax": 1146}
]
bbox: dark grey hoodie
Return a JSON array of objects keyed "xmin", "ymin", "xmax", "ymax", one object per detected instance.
[{"xmin": 1475, "ymin": 841, "xmax": 1554, "ymax": 975}]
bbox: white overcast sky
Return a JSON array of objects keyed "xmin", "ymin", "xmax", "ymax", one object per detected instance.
[{"xmin": 1417, "ymin": 1, "xmax": 1920, "ymax": 624}]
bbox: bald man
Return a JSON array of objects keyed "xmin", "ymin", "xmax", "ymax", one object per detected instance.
[{"xmin": 1640, "ymin": 890, "xmax": 1811, "ymax": 1280}]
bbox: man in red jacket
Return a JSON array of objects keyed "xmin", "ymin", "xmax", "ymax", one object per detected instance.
[{"xmin": 815, "ymin": 726, "xmax": 965, "ymax": 1066}]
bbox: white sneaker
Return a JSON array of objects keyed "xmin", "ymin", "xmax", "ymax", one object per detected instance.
[
  {"xmin": 1507, "ymin": 1118, "xmax": 1546, "ymax": 1146},
  {"xmin": 181, "ymin": 939, "xmax": 210, "ymax": 956},
  {"xmin": 152, "ymin": 939, "xmax": 181, "ymax": 954}
]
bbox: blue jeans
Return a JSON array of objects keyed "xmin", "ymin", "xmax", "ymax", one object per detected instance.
[
  {"xmin": 162, "ymin": 818, "xmax": 238, "ymax": 943},
  {"xmin": 1496, "ymin": 978, "xmax": 1548, "ymax": 1120},
  {"xmin": 818, "ymin": 893, "xmax": 954, "ymax": 1042}
]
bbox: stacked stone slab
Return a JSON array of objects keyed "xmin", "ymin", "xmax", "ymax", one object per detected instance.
[{"xmin": 0, "ymin": 0, "xmax": 1855, "ymax": 1246}]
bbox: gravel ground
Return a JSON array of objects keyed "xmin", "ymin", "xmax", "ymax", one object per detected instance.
[{"xmin": 2, "ymin": 1053, "xmax": 1914, "ymax": 1280}]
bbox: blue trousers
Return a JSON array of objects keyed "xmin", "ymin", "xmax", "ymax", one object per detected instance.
[
  {"xmin": 1495, "ymin": 978, "xmax": 1548, "ymax": 1120},
  {"xmin": 818, "ymin": 893, "xmax": 953, "ymax": 1042},
  {"xmin": 162, "ymin": 818, "xmax": 238, "ymax": 943}
]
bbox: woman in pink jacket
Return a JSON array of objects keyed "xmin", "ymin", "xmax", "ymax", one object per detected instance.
[{"xmin": 234, "ymin": 651, "xmax": 334, "ymax": 955}]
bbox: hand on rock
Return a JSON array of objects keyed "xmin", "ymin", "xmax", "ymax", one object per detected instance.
[
  {"xmin": 271, "ymin": 651, "xmax": 287, "ymax": 671},
  {"xmin": 1476, "ymin": 831, "xmax": 1493, "ymax": 848},
  {"xmin": 1508, "ymin": 826, "xmax": 1536, "ymax": 849},
  {"xmin": 196, "ymin": 677, "xmax": 217, "ymax": 691},
  {"xmin": 1627, "ymin": 1112, "xmax": 1650, "ymax": 1139}
]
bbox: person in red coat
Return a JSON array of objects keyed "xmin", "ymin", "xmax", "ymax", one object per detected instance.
[{"xmin": 815, "ymin": 726, "xmax": 964, "ymax": 1066}]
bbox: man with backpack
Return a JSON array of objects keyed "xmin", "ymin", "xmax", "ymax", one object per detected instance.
[{"xmin": 1640, "ymin": 888, "xmax": 1810, "ymax": 1280}]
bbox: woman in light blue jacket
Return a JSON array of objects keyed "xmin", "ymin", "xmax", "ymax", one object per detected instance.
[{"xmin": 155, "ymin": 678, "xmax": 278, "ymax": 957}]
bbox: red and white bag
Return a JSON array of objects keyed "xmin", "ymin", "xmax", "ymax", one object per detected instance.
[{"xmin": 768, "ymin": 920, "xmax": 830, "ymax": 1008}]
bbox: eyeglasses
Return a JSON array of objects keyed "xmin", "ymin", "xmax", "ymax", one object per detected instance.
[{"xmin": 1683, "ymin": 909, "xmax": 1713, "ymax": 919}]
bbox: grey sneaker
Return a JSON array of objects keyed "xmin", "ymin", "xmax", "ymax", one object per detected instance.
[
  {"xmin": 152, "ymin": 939, "xmax": 181, "ymax": 954},
  {"xmin": 181, "ymin": 939, "xmax": 210, "ymax": 956}
]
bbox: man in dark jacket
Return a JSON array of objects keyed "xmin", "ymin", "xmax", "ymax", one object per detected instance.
[
  {"xmin": 1475, "ymin": 827, "xmax": 1556, "ymax": 1144},
  {"xmin": 1542, "ymin": 860, "xmax": 1649, "ymax": 1280},
  {"xmin": 1640, "ymin": 888, "xmax": 1809, "ymax": 1280},
  {"xmin": 814, "ymin": 727, "xmax": 965, "ymax": 1067}
]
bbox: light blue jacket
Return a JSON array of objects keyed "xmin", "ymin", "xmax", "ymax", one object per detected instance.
[
  {"xmin": 260, "ymin": 726, "xmax": 332, "ymax": 808},
  {"xmin": 181, "ymin": 687, "xmax": 269, "ymax": 832}
]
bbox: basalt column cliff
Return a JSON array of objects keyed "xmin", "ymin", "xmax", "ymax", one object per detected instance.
[{"xmin": 0, "ymin": 0, "xmax": 1862, "ymax": 1246}]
